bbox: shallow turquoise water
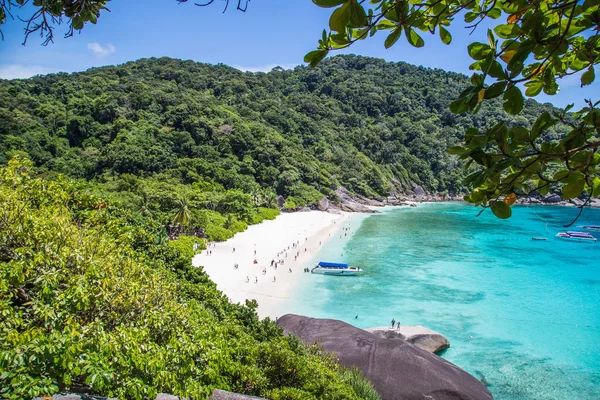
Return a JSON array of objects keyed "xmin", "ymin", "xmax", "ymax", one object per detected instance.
[{"xmin": 284, "ymin": 203, "xmax": 600, "ymax": 400}]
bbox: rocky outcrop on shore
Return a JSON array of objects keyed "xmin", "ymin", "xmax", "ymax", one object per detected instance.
[
  {"xmin": 277, "ymin": 314, "xmax": 493, "ymax": 400},
  {"xmin": 366, "ymin": 325, "xmax": 450, "ymax": 354},
  {"xmin": 518, "ymin": 193, "xmax": 600, "ymax": 208},
  {"xmin": 287, "ymin": 183, "xmax": 599, "ymax": 214}
]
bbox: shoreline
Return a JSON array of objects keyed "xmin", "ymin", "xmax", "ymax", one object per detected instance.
[{"xmin": 192, "ymin": 210, "xmax": 361, "ymax": 318}]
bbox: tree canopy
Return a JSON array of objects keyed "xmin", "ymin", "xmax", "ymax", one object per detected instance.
[{"xmin": 0, "ymin": 56, "xmax": 570, "ymax": 213}]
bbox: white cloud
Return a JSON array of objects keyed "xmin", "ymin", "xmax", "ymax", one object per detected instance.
[
  {"xmin": 0, "ymin": 64, "xmax": 59, "ymax": 79},
  {"xmin": 88, "ymin": 42, "xmax": 116, "ymax": 57},
  {"xmin": 233, "ymin": 63, "xmax": 298, "ymax": 73}
]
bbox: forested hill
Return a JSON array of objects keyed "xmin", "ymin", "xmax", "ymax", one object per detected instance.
[{"xmin": 0, "ymin": 55, "xmax": 564, "ymax": 208}]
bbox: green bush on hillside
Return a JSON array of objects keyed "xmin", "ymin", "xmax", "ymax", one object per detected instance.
[{"xmin": 0, "ymin": 158, "xmax": 379, "ymax": 399}]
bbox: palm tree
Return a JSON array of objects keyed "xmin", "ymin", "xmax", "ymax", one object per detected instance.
[
  {"xmin": 251, "ymin": 189, "xmax": 262, "ymax": 207},
  {"xmin": 171, "ymin": 198, "xmax": 192, "ymax": 228},
  {"xmin": 264, "ymin": 191, "xmax": 277, "ymax": 208},
  {"xmin": 136, "ymin": 190, "xmax": 152, "ymax": 217}
]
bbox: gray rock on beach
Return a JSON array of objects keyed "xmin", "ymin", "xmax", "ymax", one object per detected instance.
[
  {"xmin": 277, "ymin": 314, "xmax": 493, "ymax": 400},
  {"xmin": 211, "ymin": 389, "xmax": 266, "ymax": 399},
  {"xmin": 334, "ymin": 187, "xmax": 380, "ymax": 213},
  {"xmin": 318, "ymin": 196, "xmax": 330, "ymax": 211},
  {"xmin": 366, "ymin": 325, "xmax": 450, "ymax": 354},
  {"xmin": 543, "ymin": 194, "xmax": 562, "ymax": 203},
  {"xmin": 276, "ymin": 195, "xmax": 285, "ymax": 208},
  {"xmin": 411, "ymin": 184, "xmax": 426, "ymax": 197}
]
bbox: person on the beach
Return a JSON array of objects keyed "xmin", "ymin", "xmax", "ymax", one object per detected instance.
[
  {"xmin": 288, "ymin": 268, "xmax": 292, "ymax": 273},
  {"xmin": 273, "ymin": 276, "xmax": 276, "ymax": 282},
  {"xmin": 245, "ymin": 276, "xmax": 249, "ymax": 283},
  {"xmin": 254, "ymin": 277, "xmax": 258, "ymax": 283},
  {"xmin": 254, "ymin": 249, "xmax": 256, "ymax": 255},
  {"xmin": 232, "ymin": 247, "xmax": 235, "ymax": 253},
  {"xmin": 253, "ymin": 259, "xmax": 257, "ymax": 264},
  {"xmin": 397, "ymin": 321, "xmax": 401, "ymax": 330},
  {"xmin": 391, "ymin": 318, "xmax": 396, "ymax": 328}
]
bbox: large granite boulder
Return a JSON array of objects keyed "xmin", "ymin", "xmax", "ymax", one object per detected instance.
[
  {"xmin": 277, "ymin": 195, "xmax": 285, "ymax": 208},
  {"xmin": 277, "ymin": 314, "xmax": 492, "ymax": 400},
  {"xmin": 333, "ymin": 187, "xmax": 380, "ymax": 213},
  {"xmin": 543, "ymin": 194, "xmax": 562, "ymax": 203},
  {"xmin": 366, "ymin": 326, "xmax": 450, "ymax": 354},
  {"xmin": 318, "ymin": 196, "xmax": 330, "ymax": 211},
  {"xmin": 339, "ymin": 201, "xmax": 378, "ymax": 213},
  {"xmin": 211, "ymin": 389, "xmax": 266, "ymax": 399},
  {"xmin": 411, "ymin": 184, "xmax": 426, "ymax": 197}
]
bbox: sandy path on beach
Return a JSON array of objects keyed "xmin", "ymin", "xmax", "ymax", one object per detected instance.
[{"xmin": 192, "ymin": 211, "xmax": 350, "ymax": 318}]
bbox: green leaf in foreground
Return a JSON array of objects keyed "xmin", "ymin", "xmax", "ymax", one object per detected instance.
[
  {"xmin": 439, "ymin": 26, "xmax": 452, "ymax": 44},
  {"xmin": 329, "ymin": 3, "xmax": 351, "ymax": 32},
  {"xmin": 490, "ymin": 201, "xmax": 512, "ymax": 219},
  {"xmin": 304, "ymin": 50, "xmax": 329, "ymax": 67},
  {"xmin": 384, "ymin": 28, "xmax": 402, "ymax": 49},
  {"xmin": 405, "ymin": 28, "xmax": 424, "ymax": 48},
  {"xmin": 503, "ymin": 86, "xmax": 524, "ymax": 114},
  {"xmin": 313, "ymin": 0, "xmax": 347, "ymax": 7},
  {"xmin": 581, "ymin": 66, "xmax": 595, "ymax": 87},
  {"xmin": 562, "ymin": 181, "xmax": 585, "ymax": 200}
]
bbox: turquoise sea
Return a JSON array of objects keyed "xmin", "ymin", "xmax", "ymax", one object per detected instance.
[{"xmin": 283, "ymin": 203, "xmax": 600, "ymax": 400}]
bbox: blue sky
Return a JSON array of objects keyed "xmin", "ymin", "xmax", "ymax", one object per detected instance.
[{"xmin": 0, "ymin": 0, "xmax": 597, "ymax": 108}]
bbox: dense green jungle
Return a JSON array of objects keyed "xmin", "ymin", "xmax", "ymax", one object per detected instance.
[
  {"xmin": 0, "ymin": 55, "xmax": 568, "ymax": 399},
  {"xmin": 0, "ymin": 55, "xmax": 567, "ymax": 238}
]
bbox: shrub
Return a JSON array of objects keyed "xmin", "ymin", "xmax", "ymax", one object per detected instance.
[
  {"xmin": 168, "ymin": 235, "xmax": 205, "ymax": 259},
  {"xmin": 258, "ymin": 207, "xmax": 279, "ymax": 220},
  {"xmin": 282, "ymin": 197, "xmax": 297, "ymax": 211},
  {"xmin": 204, "ymin": 223, "xmax": 234, "ymax": 241}
]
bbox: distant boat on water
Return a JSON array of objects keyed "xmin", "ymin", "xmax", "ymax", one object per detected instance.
[
  {"xmin": 556, "ymin": 231, "xmax": 597, "ymax": 242},
  {"xmin": 311, "ymin": 261, "xmax": 363, "ymax": 276},
  {"xmin": 531, "ymin": 237, "xmax": 547, "ymax": 241},
  {"xmin": 578, "ymin": 225, "xmax": 600, "ymax": 231}
]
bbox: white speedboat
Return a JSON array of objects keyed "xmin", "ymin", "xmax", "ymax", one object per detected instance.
[
  {"xmin": 311, "ymin": 261, "xmax": 363, "ymax": 276},
  {"xmin": 556, "ymin": 231, "xmax": 597, "ymax": 242}
]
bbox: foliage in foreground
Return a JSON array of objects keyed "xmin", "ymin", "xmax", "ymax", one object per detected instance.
[
  {"xmin": 308, "ymin": 0, "xmax": 600, "ymax": 218},
  {"xmin": 0, "ymin": 158, "xmax": 379, "ymax": 400}
]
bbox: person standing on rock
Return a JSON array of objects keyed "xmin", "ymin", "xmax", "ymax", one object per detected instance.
[
  {"xmin": 391, "ymin": 318, "xmax": 395, "ymax": 328},
  {"xmin": 397, "ymin": 321, "xmax": 401, "ymax": 330}
]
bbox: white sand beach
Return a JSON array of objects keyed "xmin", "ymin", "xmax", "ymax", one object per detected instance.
[{"xmin": 192, "ymin": 211, "xmax": 352, "ymax": 318}]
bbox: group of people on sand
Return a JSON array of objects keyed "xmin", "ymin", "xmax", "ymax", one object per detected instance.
[
  {"xmin": 237, "ymin": 228, "xmax": 340, "ymax": 285},
  {"xmin": 391, "ymin": 318, "xmax": 401, "ymax": 330}
]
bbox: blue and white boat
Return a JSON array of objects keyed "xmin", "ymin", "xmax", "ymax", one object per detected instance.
[
  {"xmin": 556, "ymin": 231, "xmax": 597, "ymax": 242},
  {"xmin": 311, "ymin": 261, "xmax": 363, "ymax": 276}
]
